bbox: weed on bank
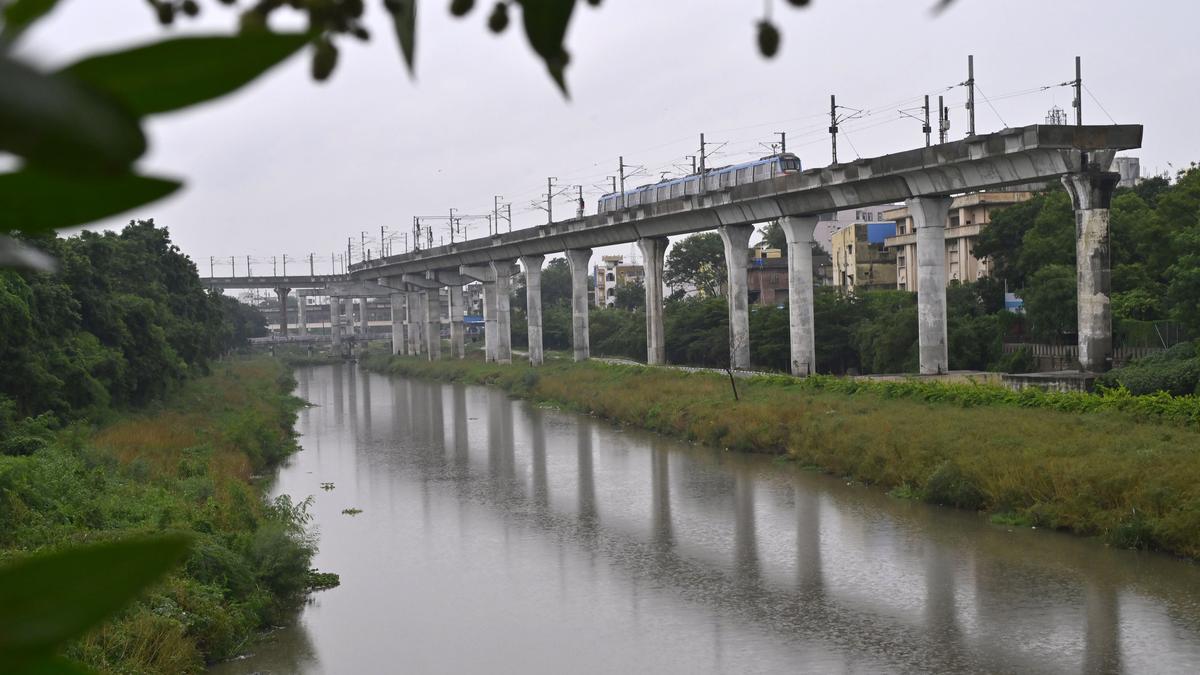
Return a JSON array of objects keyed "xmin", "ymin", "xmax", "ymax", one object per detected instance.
[{"xmin": 0, "ymin": 359, "xmax": 324, "ymax": 673}]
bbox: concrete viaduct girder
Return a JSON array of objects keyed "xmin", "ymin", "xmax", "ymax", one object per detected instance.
[{"xmin": 336, "ymin": 123, "xmax": 1139, "ymax": 374}]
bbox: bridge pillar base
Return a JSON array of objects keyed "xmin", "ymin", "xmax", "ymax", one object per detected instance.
[
  {"xmin": 719, "ymin": 225, "xmax": 755, "ymax": 369},
  {"xmin": 390, "ymin": 292, "xmax": 405, "ymax": 355},
  {"xmin": 637, "ymin": 237, "xmax": 668, "ymax": 365},
  {"xmin": 1063, "ymin": 169, "xmax": 1120, "ymax": 373},
  {"xmin": 520, "ymin": 255, "xmax": 546, "ymax": 366},
  {"xmin": 482, "ymin": 281, "xmax": 498, "ymax": 362},
  {"xmin": 781, "ymin": 216, "xmax": 819, "ymax": 376},
  {"xmin": 910, "ymin": 196, "xmax": 952, "ymax": 375},
  {"xmin": 565, "ymin": 248, "xmax": 593, "ymax": 362}
]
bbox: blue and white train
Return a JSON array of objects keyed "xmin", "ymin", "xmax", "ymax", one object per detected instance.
[{"xmin": 597, "ymin": 152, "xmax": 802, "ymax": 213}]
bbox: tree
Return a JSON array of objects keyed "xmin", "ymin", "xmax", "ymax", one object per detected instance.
[
  {"xmin": 1021, "ymin": 264, "xmax": 1077, "ymax": 341},
  {"xmin": 664, "ymin": 233, "xmax": 726, "ymax": 297},
  {"xmin": 613, "ymin": 279, "xmax": 645, "ymax": 311},
  {"xmin": 758, "ymin": 220, "xmax": 786, "ymax": 252}
]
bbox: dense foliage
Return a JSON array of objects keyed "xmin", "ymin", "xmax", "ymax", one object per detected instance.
[
  {"xmin": 0, "ymin": 360, "xmax": 319, "ymax": 672},
  {"xmin": 0, "ymin": 220, "xmax": 265, "ymax": 445},
  {"xmin": 976, "ymin": 167, "xmax": 1200, "ymax": 339}
]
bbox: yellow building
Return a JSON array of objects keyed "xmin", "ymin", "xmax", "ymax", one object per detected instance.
[
  {"xmin": 882, "ymin": 191, "xmax": 1033, "ymax": 291},
  {"xmin": 830, "ymin": 223, "xmax": 897, "ymax": 291}
]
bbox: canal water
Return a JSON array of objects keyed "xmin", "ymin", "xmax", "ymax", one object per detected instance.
[{"xmin": 214, "ymin": 364, "xmax": 1200, "ymax": 674}]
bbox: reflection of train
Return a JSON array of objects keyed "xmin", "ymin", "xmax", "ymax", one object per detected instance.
[{"xmin": 597, "ymin": 152, "xmax": 802, "ymax": 213}]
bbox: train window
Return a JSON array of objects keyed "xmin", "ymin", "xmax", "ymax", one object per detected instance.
[
  {"xmin": 657, "ymin": 186, "xmax": 668, "ymax": 200},
  {"xmin": 782, "ymin": 158, "xmax": 801, "ymax": 171},
  {"xmin": 736, "ymin": 168, "xmax": 750, "ymax": 183},
  {"xmin": 671, "ymin": 182, "xmax": 683, "ymax": 198}
]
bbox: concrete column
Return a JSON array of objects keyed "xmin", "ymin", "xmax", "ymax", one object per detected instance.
[
  {"xmin": 296, "ymin": 294, "xmax": 307, "ymax": 336},
  {"xmin": 780, "ymin": 216, "xmax": 819, "ymax": 376},
  {"xmin": 637, "ymin": 237, "xmax": 668, "ymax": 365},
  {"xmin": 358, "ymin": 296, "xmax": 368, "ymax": 336},
  {"xmin": 718, "ymin": 225, "xmax": 754, "ymax": 369},
  {"xmin": 424, "ymin": 290, "xmax": 442, "ymax": 361},
  {"xmin": 909, "ymin": 196, "xmax": 953, "ymax": 374},
  {"xmin": 449, "ymin": 284, "xmax": 465, "ymax": 359},
  {"xmin": 331, "ymin": 296, "xmax": 343, "ymax": 350},
  {"xmin": 1062, "ymin": 170, "xmax": 1120, "ymax": 372},
  {"xmin": 482, "ymin": 281, "xmax": 498, "ymax": 362},
  {"xmin": 520, "ymin": 255, "xmax": 545, "ymax": 366},
  {"xmin": 565, "ymin": 248, "xmax": 593, "ymax": 362},
  {"xmin": 274, "ymin": 287, "xmax": 291, "ymax": 336},
  {"xmin": 492, "ymin": 261, "xmax": 514, "ymax": 364},
  {"xmin": 390, "ymin": 293, "xmax": 405, "ymax": 355},
  {"xmin": 406, "ymin": 291, "xmax": 423, "ymax": 355}
]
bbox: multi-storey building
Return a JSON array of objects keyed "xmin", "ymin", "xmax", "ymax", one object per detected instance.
[
  {"xmin": 882, "ymin": 191, "xmax": 1033, "ymax": 291},
  {"xmin": 830, "ymin": 222, "xmax": 898, "ymax": 291},
  {"xmin": 594, "ymin": 255, "xmax": 646, "ymax": 307}
]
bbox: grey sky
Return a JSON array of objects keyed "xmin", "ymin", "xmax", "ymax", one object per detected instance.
[{"xmin": 18, "ymin": 0, "xmax": 1200, "ymax": 276}]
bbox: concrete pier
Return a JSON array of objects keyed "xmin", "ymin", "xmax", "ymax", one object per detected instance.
[
  {"xmin": 520, "ymin": 255, "xmax": 545, "ymax": 366},
  {"xmin": 296, "ymin": 293, "xmax": 307, "ymax": 336},
  {"xmin": 491, "ymin": 261, "xmax": 514, "ymax": 364},
  {"xmin": 406, "ymin": 291, "xmax": 423, "ymax": 355},
  {"xmin": 331, "ymin": 296, "xmax": 343, "ymax": 350},
  {"xmin": 910, "ymin": 196, "xmax": 952, "ymax": 374},
  {"xmin": 390, "ymin": 292, "xmax": 405, "ymax": 355},
  {"xmin": 448, "ymin": 284, "xmax": 465, "ymax": 359},
  {"xmin": 1062, "ymin": 169, "xmax": 1120, "ymax": 372},
  {"xmin": 565, "ymin": 248, "xmax": 593, "ymax": 362},
  {"xmin": 275, "ymin": 287, "xmax": 291, "ymax": 336},
  {"xmin": 482, "ymin": 281, "xmax": 498, "ymax": 362},
  {"xmin": 780, "ymin": 216, "xmax": 818, "ymax": 376},
  {"xmin": 637, "ymin": 237, "xmax": 668, "ymax": 365},
  {"xmin": 357, "ymin": 296, "xmax": 368, "ymax": 336},
  {"xmin": 424, "ymin": 290, "xmax": 441, "ymax": 361},
  {"xmin": 718, "ymin": 225, "xmax": 754, "ymax": 369}
]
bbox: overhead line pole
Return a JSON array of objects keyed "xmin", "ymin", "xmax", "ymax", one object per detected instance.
[
  {"xmin": 830, "ymin": 93, "xmax": 840, "ymax": 163},
  {"xmin": 923, "ymin": 95, "xmax": 931, "ymax": 147},
  {"xmin": 776, "ymin": 131, "xmax": 786, "ymax": 154},
  {"xmin": 1073, "ymin": 55, "xmax": 1082, "ymax": 126},
  {"xmin": 966, "ymin": 54, "xmax": 976, "ymax": 136}
]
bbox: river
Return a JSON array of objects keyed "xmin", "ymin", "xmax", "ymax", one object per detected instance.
[{"xmin": 213, "ymin": 364, "xmax": 1200, "ymax": 674}]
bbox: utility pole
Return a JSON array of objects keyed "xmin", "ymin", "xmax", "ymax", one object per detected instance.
[
  {"xmin": 829, "ymin": 94, "xmax": 839, "ymax": 164},
  {"xmin": 618, "ymin": 156, "xmax": 626, "ymax": 208},
  {"xmin": 938, "ymin": 95, "xmax": 950, "ymax": 144},
  {"xmin": 698, "ymin": 134, "xmax": 706, "ymax": 173},
  {"xmin": 272, "ymin": 255, "xmax": 277, "ymax": 276},
  {"xmin": 575, "ymin": 185, "xmax": 584, "ymax": 218},
  {"xmin": 330, "ymin": 253, "xmax": 335, "ymax": 275},
  {"xmin": 1073, "ymin": 55, "xmax": 1082, "ymax": 126},
  {"xmin": 493, "ymin": 195, "xmax": 502, "ymax": 235},
  {"xmin": 546, "ymin": 177, "xmax": 557, "ymax": 224},
  {"xmin": 966, "ymin": 54, "xmax": 976, "ymax": 137},
  {"xmin": 247, "ymin": 255, "xmax": 252, "ymax": 277},
  {"xmin": 776, "ymin": 132, "xmax": 786, "ymax": 154},
  {"xmin": 449, "ymin": 207, "xmax": 457, "ymax": 243},
  {"xmin": 684, "ymin": 156, "xmax": 697, "ymax": 174},
  {"xmin": 347, "ymin": 237, "xmax": 352, "ymax": 265},
  {"xmin": 360, "ymin": 231, "xmax": 366, "ymax": 263},
  {"xmin": 923, "ymin": 95, "xmax": 931, "ymax": 147},
  {"xmin": 282, "ymin": 253, "xmax": 287, "ymax": 276},
  {"xmin": 309, "ymin": 253, "xmax": 315, "ymax": 276},
  {"xmin": 209, "ymin": 256, "xmax": 214, "ymax": 278},
  {"xmin": 380, "ymin": 225, "xmax": 387, "ymax": 255},
  {"xmin": 506, "ymin": 203, "xmax": 512, "ymax": 232}
]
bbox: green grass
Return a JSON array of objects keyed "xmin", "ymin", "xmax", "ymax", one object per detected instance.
[
  {"xmin": 361, "ymin": 350, "xmax": 1200, "ymax": 560},
  {"xmin": 0, "ymin": 359, "xmax": 320, "ymax": 673}
]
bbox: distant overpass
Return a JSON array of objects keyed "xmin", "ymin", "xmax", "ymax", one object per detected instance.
[{"xmin": 201, "ymin": 274, "xmax": 342, "ymax": 290}]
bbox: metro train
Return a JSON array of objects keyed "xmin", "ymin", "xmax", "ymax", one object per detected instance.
[{"xmin": 597, "ymin": 152, "xmax": 802, "ymax": 213}]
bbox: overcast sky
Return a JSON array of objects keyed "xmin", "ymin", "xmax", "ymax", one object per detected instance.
[{"xmin": 17, "ymin": 0, "xmax": 1200, "ymax": 277}]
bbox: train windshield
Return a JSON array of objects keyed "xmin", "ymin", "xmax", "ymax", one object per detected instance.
[{"xmin": 781, "ymin": 158, "xmax": 801, "ymax": 171}]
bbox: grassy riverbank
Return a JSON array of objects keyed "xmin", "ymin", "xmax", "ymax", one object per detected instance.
[
  {"xmin": 0, "ymin": 359, "xmax": 322, "ymax": 673},
  {"xmin": 362, "ymin": 351, "xmax": 1200, "ymax": 560}
]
